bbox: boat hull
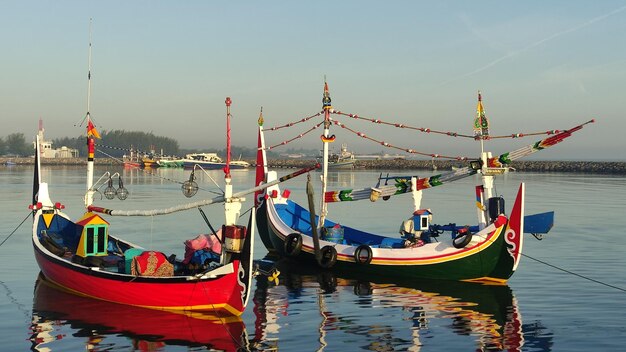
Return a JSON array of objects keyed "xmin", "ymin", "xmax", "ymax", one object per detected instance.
[
  {"xmin": 256, "ymin": 195, "xmax": 521, "ymax": 283},
  {"xmin": 183, "ymin": 161, "xmax": 249, "ymax": 170},
  {"xmin": 327, "ymin": 160, "xmax": 355, "ymax": 169},
  {"xmin": 33, "ymin": 243, "xmax": 246, "ymax": 315}
]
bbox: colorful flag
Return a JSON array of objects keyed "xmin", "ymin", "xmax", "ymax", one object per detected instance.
[
  {"xmin": 322, "ymin": 81, "xmax": 332, "ymax": 110},
  {"xmin": 87, "ymin": 120, "xmax": 101, "ymax": 139},
  {"xmin": 473, "ymin": 91, "xmax": 489, "ymax": 139}
]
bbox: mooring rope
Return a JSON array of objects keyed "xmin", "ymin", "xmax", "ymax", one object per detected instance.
[
  {"xmin": 472, "ymin": 229, "xmax": 626, "ymax": 293},
  {"xmin": 521, "ymin": 253, "xmax": 626, "ymax": 293},
  {"xmin": 0, "ymin": 212, "xmax": 31, "ymax": 248}
]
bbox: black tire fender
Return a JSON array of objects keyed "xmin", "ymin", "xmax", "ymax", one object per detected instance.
[
  {"xmin": 318, "ymin": 245, "xmax": 337, "ymax": 268},
  {"xmin": 354, "ymin": 244, "xmax": 373, "ymax": 265},
  {"xmin": 284, "ymin": 233, "xmax": 303, "ymax": 257},
  {"xmin": 452, "ymin": 228, "xmax": 473, "ymax": 249}
]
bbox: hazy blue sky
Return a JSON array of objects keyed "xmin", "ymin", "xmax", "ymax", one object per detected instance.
[{"xmin": 2, "ymin": 1, "xmax": 625, "ymax": 160}]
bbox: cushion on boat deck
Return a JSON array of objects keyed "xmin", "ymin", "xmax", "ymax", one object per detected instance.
[
  {"xmin": 183, "ymin": 232, "xmax": 222, "ymax": 264},
  {"xmin": 131, "ymin": 251, "xmax": 174, "ymax": 277}
]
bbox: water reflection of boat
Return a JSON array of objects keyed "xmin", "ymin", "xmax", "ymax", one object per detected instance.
[
  {"xmin": 251, "ymin": 258, "xmax": 540, "ymax": 351},
  {"xmin": 30, "ymin": 275, "xmax": 247, "ymax": 351}
]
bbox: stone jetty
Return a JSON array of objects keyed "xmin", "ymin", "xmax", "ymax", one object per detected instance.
[{"xmin": 2, "ymin": 157, "xmax": 625, "ymax": 174}]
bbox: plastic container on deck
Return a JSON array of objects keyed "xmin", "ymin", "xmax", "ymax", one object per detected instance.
[
  {"xmin": 222, "ymin": 225, "xmax": 246, "ymax": 253},
  {"xmin": 323, "ymin": 224, "xmax": 344, "ymax": 244}
]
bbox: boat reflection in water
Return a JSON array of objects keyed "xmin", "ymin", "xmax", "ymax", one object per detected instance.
[
  {"xmin": 251, "ymin": 258, "xmax": 553, "ymax": 352},
  {"xmin": 30, "ymin": 274, "xmax": 247, "ymax": 351},
  {"xmin": 30, "ymin": 265, "xmax": 553, "ymax": 351}
]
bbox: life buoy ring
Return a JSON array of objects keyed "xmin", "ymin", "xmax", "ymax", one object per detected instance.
[
  {"xmin": 284, "ymin": 233, "xmax": 303, "ymax": 257},
  {"xmin": 452, "ymin": 228, "xmax": 473, "ymax": 249},
  {"xmin": 318, "ymin": 245, "xmax": 337, "ymax": 268},
  {"xmin": 354, "ymin": 244, "xmax": 373, "ymax": 265}
]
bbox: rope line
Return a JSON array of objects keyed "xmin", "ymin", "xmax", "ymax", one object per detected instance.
[
  {"xmin": 332, "ymin": 110, "xmax": 563, "ymax": 140},
  {"xmin": 264, "ymin": 111, "xmax": 323, "ymax": 131},
  {"xmin": 264, "ymin": 121, "xmax": 324, "ymax": 150},
  {"xmin": 331, "ymin": 119, "xmax": 469, "ymax": 160},
  {"xmin": 95, "ymin": 149, "xmax": 222, "ymax": 196},
  {"xmin": 0, "ymin": 212, "xmax": 31, "ymax": 248},
  {"xmin": 522, "ymin": 253, "xmax": 626, "ymax": 293},
  {"xmin": 98, "ymin": 143, "xmax": 177, "ymax": 158}
]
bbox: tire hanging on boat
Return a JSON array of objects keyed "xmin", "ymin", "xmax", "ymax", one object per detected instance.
[
  {"xmin": 284, "ymin": 233, "xmax": 303, "ymax": 257},
  {"xmin": 452, "ymin": 228, "xmax": 473, "ymax": 249},
  {"xmin": 354, "ymin": 244, "xmax": 373, "ymax": 265},
  {"xmin": 318, "ymin": 245, "xmax": 337, "ymax": 268}
]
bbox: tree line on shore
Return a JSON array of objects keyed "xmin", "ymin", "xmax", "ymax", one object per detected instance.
[{"xmin": 0, "ymin": 130, "xmax": 282, "ymax": 158}]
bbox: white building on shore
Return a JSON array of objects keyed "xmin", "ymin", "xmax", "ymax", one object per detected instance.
[{"xmin": 35, "ymin": 119, "xmax": 79, "ymax": 158}]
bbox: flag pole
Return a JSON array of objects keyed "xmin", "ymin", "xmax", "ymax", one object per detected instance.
[
  {"xmin": 85, "ymin": 18, "xmax": 95, "ymax": 208},
  {"xmin": 475, "ymin": 90, "xmax": 491, "ymax": 229}
]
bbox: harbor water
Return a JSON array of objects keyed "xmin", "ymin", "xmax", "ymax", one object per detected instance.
[{"xmin": 1, "ymin": 165, "xmax": 625, "ymax": 351}]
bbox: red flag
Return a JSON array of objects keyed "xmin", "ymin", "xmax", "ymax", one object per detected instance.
[{"xmin": 87, "ymin": 120, "xmax": 101, "ymax": 139}]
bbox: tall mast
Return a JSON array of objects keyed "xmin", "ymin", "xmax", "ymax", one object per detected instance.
[
  {"xmin": 254, "ymin": 107, "xmax": 268, "ymax": 209},
  {"xmin": 318, "ymin": 79, "xmax": 333, "ymax": 227},
  {"xmin": 223, "ymin": 97, "xmax": 240, "ymax": 227},
  {"xmin": 474, "ymin": 91, "xmax": 492, "ymax": 229},
  {"xmin": 85, "ymin": 18, "xmax": 95, "ymax": 208},
  {"xmin": 224, "ymin": 97, "xmax": 232, "ymax": 179}
]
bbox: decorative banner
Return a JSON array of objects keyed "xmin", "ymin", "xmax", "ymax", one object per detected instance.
[
  {"xmin": 487, "ymin": 119, "xmax": 595, "ymax": 166},
  {"xmin": 473, "ymin": 91, "xmax": 489, "ymax": 139},
  {"xmin": 322, "ymin": 81, "xmax": 332, "ymax": 110},
  {"xmin": 324, "ymin": 167, "xmax": 478, "ymax": 203},
  {"xmin": 475, "ymin": 185, "xmax": 485, "ymax": 211}
]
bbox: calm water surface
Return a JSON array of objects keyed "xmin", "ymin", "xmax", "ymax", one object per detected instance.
[{"xmin": 1, "ymin": 165, "xmax": 625, "ymax": 351}]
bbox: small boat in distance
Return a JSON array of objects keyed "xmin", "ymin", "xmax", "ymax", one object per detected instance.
[
  {"xmin": 156, "ymin": 156, "xmax": 184, "ymax": 168},
  {"xmin": 183, "ymin": 152, "xmax": 250, "ymax": 170},
  {"xmin": 122, "ymin": 147, "xmax": 141, "ymax": 169},
  {"xmin": 318, "ymin": 143, "xmax": 355, "ymax": 170}
]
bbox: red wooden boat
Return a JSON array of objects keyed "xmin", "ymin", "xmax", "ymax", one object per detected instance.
[{"xmin": 30, "ymin": 96, "xmax": 258, "ymax": 315}]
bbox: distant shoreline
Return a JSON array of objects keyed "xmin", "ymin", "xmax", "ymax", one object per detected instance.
[{"xmin": 2, "ymin": 157, "xmax": 625, "ymax": 174}]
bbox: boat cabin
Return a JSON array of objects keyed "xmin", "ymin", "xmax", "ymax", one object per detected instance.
[
  {"xmin": 413, "ymin": 209, "xmax": 432, "ymax": 231},
  {"xmin": 74, "ymin": 212, "xmax": 110, "ymax": 258},
  {"xmin": 400, "ymin": 209, "xmax": 433, "ymax": 241}
]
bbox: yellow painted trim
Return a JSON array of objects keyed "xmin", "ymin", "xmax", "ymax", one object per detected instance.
[
  {"xmin": 43, "ymin": 214, "xmax": 54, "ymax": 228},
  {"xmin": 462, "ymin": 277, "xmax": 508, "ymax": 285},
  {"xmin": 310, "ymin": 226, "xmax": 505, "ymax": 266}
]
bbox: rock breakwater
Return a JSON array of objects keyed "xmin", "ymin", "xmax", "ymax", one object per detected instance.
[{"xmin": 2, "ymin": 157, "xmax": 624, "ymax": 174}]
